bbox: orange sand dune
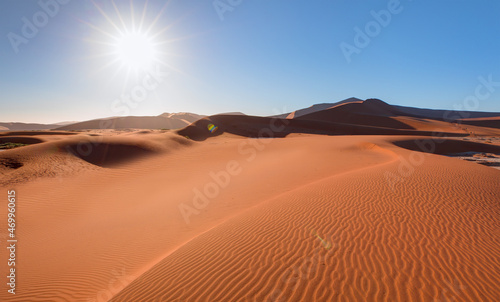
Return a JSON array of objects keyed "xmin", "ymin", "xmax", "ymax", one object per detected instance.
[
  {"xmin": 272, "ymin": 97, "xmax": 363, "ymax": 119},
  {"xmin": 55, "ymin": 113, "xmax": 205, "ymax": 131},
  {"xmin": 176, "ymin": 100, "xmax": 500, "ymax": 142},
  {"xmin": 295, "ymin": 99, "xmax": 415, "ymax": 129},
  {"xmin": 177, "ymin": 114, "xmax": 476, "ymax": 142},
  {"xmin": 1, "ymin": 128, "xmax": 499, "ymax": 301}
]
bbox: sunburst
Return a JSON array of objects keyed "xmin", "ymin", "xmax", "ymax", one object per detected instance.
[{"xmin": 81, "ymin": 0, "xmax": 180, "ymax": 88}]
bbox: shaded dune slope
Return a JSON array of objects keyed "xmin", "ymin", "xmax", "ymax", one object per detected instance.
[
  {"xmin": 458, "ymin": 117, "xmax": 500, "ymax": 129},
  {"xmin": 0, "ymin": 131, "xmax": 77, "ymax": 136},
  {"xmin": 296, "ymin": 99, "xmax": 414, "ymax": 130},
  {"xmin": 393, "ymin": 105, "xmax": 500, "ymax": 121},
  {"xmin": 0, "ymin": 136, "xmax": 44, "ymax": 145},
  {"xmin": 271, "ymin": 97, "xmax": 363, "ymax": 119},
  {"xmin": 177, "ymin": 115, "xmax": 467, "ymax": 142},
  {"xmin": 394, "ymin": 138, "xmax": 500, "ymax": 155},
  {"xmin": 0, "ymin": 131, "xmax": 193, "ymax": 185},
  {"xmin": 177, "ymin": 98, "xmax": 500, "ymax": 141}
]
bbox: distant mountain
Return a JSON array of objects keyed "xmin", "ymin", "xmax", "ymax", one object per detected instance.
[
  {"xmin": 53, "ymin": 121, "xmax": 79, "ymax": 126},
  {"xmin": 0, "ymin": 122, "xmax": 60, "ymax": 131},
  {"xmin": 55, "ymin": 113, "xmax": 205, "ymax": 130},
  {"xmin": 214, "ymin": 112, "xmax": 247, "ymax": 116}
]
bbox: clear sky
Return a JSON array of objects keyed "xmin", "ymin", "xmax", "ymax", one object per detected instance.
[{"xmin": 1, "ymin": 0, "xmax": 499, "ymax": 123}]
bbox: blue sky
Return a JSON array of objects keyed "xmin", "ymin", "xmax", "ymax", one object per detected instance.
[{"xmin": 1, "ymin": 0, "xmax": 499, "ymax": 123}]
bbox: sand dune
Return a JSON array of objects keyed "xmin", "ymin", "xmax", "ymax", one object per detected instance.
[
  {"xmin": 394, "ymin": 138, "xmax": 500, "ymax": 155},
  {"xmin": 271, "ymin": 97, "xmax": 363, "ymax": 119},
  {"xmin": 177, "ymin": 115, "xmax": 470, "ymax": 142},
  {"xmin": 0, "ymin": 136, "xmax": 44, "ymax": 145},
  {"xmin": 110, "ymin": 137, "xmax": 500, "ymax": 302},
  {"xmin": 0, "ymin": 130, "xmax": 78, "ymax": 137},
  {"xmin": 1, "ymin": 129, "xmax": 499, "ymax": 301},
  {"xmin": 0, "ymin": 122, "xmax": 61, "ymax": 131},
  {"xmin": 393, "ymin": 104, "xmax": 500, "ymax": 120},
  {"xmin": 55, "ymin": 113, "xmax": 204, "ymax": 131},
  {"xmin": 457, "ymin": 117, "xmax": 500, "ymax": 129},
  {"xmin": 1, "ymin": 100, "xmax": 500, "ymax": 301},
  {"xmin": 1, "ymin": 113, "xmax": 204, "ymax": 132},
  {"xmin": 296, "ymin": 99, "xmax": 415, "ymax": 130},
  {"xmin": 177, "ymin": 99, "xmax": 500, "ymax": 142}
]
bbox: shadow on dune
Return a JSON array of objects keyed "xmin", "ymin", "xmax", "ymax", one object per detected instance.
[
  {"xmin": 0, "ymin": 131, "xmax": 77, "ymax": 136},
  {"xmin": 176, "ymin": 99, "xmax": 481, "ymax": 141},
  {"xmin": 458, "ymin": 118, "xmax": 500, "ymax": 130},
  {"xmin": 0, "ymin": 158, "xmax": 23, "ymax": 169},
  {"xmin": 296, "ymin": 98, "xmax": 416, "ymax": 130},
  {"xmin": 177, "ymin": 115, "xmax": 467, "ymax": 142},
  {"xmin": 66, "ymin": 143, "xmax": 157, "ymax": 168},
  {"xmin": 0, "ymin": 137, "xmax": 44, "ymax": 145},
  {"xmin": 393, "ymin": 139, "xmax": 500, "ymax": 155}
]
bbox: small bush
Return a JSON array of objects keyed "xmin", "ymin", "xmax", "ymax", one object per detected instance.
[{"xmin": 0, "ymin": 142, "xmax": 29, "ymax": 149}]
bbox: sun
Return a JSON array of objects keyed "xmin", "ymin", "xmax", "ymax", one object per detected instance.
[
  {"xmin": 82, "ymin": 1, "xmax": 181, "ymax": 86},
  {"xmin": 114, "ymin": 32, "xmax": 157, "ymax": 70}
]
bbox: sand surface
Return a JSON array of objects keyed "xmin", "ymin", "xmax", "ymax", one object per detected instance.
[{"xmin": 0, "ymin": 130, "xmax": 499, "ymax": 302}]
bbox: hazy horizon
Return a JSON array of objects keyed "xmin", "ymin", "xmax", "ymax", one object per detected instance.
[{"xmin": 3, "ymin": 96, "xmax": 500, "ymax": 125}]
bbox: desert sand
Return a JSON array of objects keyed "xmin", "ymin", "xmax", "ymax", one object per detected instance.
[{"xmin": 1, "ymin": 99, "xmax": 499, "ymax": 301}]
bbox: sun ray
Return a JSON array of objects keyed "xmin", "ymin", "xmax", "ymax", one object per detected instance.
[
  {"xmin": 130, "ymin": 0, "xmax": 136, "ymax": 31},
  {"xmin": 111, "ymin": 0, "xmax": 129, "ymax": 34},
  {"xmin": 148, "ymin": 8, "xmax": 196, "ymax": 40},
  {"xmin": 154, "ymin": 51, "xmax": 186, "ymax": 58},
  {"xmin": 110, "ymin": 62, "xmax": 127, "ymax": 81},
  {"xmin": 76, "ymin": 17, "xmax": 118, "ymax": 40},
  {"xmin": 144, "ymin": 0, "xmax": 173, "ymax": 36},
  {"xmin": 77, "ymin": 51, "xmax": 123, "ymax": 62},
  {"xmin": 153, "ymin": 29, "xmax": 212, "ymax": 45},
  {"xmin": 90, "ymin": 0, "xmax": 125, "ymax": 36},
  {"xmin": 81, "ymin": 38, "xmax": 117, "ymax": 47},
  {"xmin": 81, "ymin": 56, "xmax": 122, "ymax": 82},
  {"xmin": 138, "ymin": 0, "xmax": 149, "ymax": 32},
  {"xmin": 121, "ymin": 67, "xmax": 133, "ymax": 93},
  {"xmin": 152, "ymin": 59, "xmax": 189, "ymax": 77},
  {"xmin": 93, "ymin": 57, "xmax": 122, "ymax": 74}
]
